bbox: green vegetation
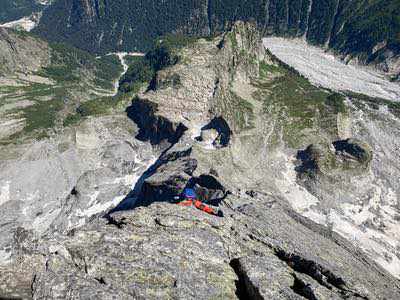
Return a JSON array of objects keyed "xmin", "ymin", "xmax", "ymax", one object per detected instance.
[
  {"xmin": 230, "ymin": 92, "xmax": 255, "ymax": 131},
  {"xmin": 6, "ymin": 87, "xmax": 67, "ymax": 142},
  {"xmin": 325, "ymin": 93, "xmax": 347, "ymax": 114},
  {"xmin": 307, "ymin": 0, "xmax": 339, "ymax": 45},
  {"xmin": 347, "ymin": 91, "xmax": 400, "ymax": 117},
  {"xmin": 65, "ymin": 34, "xmax": 196, "ymax": 125},
  {"xmin": 38, "ymin": 43, "xmax": 123, "ymax": 88},
  {"xmin": 0, "ymin": 39, "xmax": 125, "ymax": 144},
  {"xmin": 62, "ymin": 97, "xmax": 116, "ymax": 127},
  {"xmin": 119, "ymin": 34, "xmax": 197, "ymax": 94},
  {"xmin": 62, "ymin": 92, "xmax": 135, "ymax": 127},
  {"xmin": 41, "ymin": 66, "xmax": 79, "ymax": 82},
  {"xmin": 331, "ymin": 0, "xmax": 400, "ymax": 58},
  {"xmin": 228, "ymin": 32, "xmax": 238, "ymax": 49},
  {"xmin": 94, "ymin": 54, "xmax": 123, "ymax": 90},
  {"xmin": 259, "ymin": 61, "xmax": 282, "ymax": 78},
  {"xmin": 119, "ymin": 57, "xmax": 153, "ymax": 94},
  {"xmin": 255, "ymin": 61, "xmax": 345, "ymax": 148},
  {"xmin": 35, "ymin": 0, "xmax": 209, "ymax": 53},
  {"xmin": 77, "ymin": 96, "xmax": 124, "ymax": 117},
  {"xmin": 62, "ymin": 113, "xmax": 82, "ymax": 127},
  {"xmin": 21, "ymin": 97, "xmax": 63, "ymax": 134}
]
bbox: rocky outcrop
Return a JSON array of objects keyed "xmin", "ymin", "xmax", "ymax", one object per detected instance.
[
  {"xmin": 0, "ymin": 114, "xmax": 156, "ymax": 249},
  {"xmin": 333, "ymin": 139, "xmax": 373, "ymax": 166},
  {"xmin": 296, "ymin": 138, "xmax": 373, "ymax": 179},
  {"xmin": 0, "ymin": 27, "xmax": 50, "ymax": 75},
  {"xmin": 139, "ymin": 146, "xmax": 197, "ymax": 207},
  {"xmin": 4, "ymin": 190, "xmax": 400, "ymax": 299},
  {"xmin": 126, "ymin": 98, "xmax": 187, "ymax": 147}
]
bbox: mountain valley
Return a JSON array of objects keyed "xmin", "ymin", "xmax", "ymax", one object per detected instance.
[{"xmin": 0, "ymin": 2, "xmax": 400, "ymax": 299}]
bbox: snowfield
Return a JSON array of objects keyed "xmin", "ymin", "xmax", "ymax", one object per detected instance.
[
  {"xmin": 0, "ymin": 17, "xmax": 37, "ymax": 32},
  {"xmin": 263, "ymin": 37, "xmax": 400, "ymax": 101}
]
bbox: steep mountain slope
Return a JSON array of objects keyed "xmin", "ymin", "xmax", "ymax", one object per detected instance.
[
  {"xmin": 0, "ymin": 28, "xmax": 123, "ymax": 143},
  {"xmin": 35, "ymin": 0, "xmax": 400, "ymax": 78},
  {"xmin": 1, "ymin": 22, "xmax": 400, "ymax": 299}
]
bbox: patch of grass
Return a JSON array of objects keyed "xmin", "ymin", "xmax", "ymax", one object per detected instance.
[
  {"xmin": 255, "ymin": 61, "xmax": 345, "ymax": 148},
  {"xmin": 124, "ymin": 55, "xmax": 142, "ymax": 66},
  {"xmin": 22, "ymin": 95, "xmax": 65, "ymax": 133},
  {"xmin": 325, "ymin": 93, "xmax": 347, "ymax": 114},
  {"xmin": 77, "ymin": 96, "xmax": 120, "ymax": 117},
  {"xmin": 346, "ymin": 91, "xmax": 400, "ymax": 117},
  {"xmin": 7, "ymin": 100, "xmax": 62, "ymax": 142},
  {"xmin": 3, "ymin": 86, "xmax": 69, "ymax": 143},
  {"xmin": 232, "ymin": 93, "xmax": 255, "ymax": 130},
  {"xmin": 259, "ymin": 61, "xmax": 281, "ymax": 78},
  {"xmin": 63, "ymin": 113, "xmax": 82, "ymax": 127},
  {"xmin": 159, "ymin": 34, "xmax": 199, "ymax": 50},
  {"xmin": 39, "ymin": 43, "xmax": 122, "ymax": 89},
  {"xmin": 62, "ymin": 93, "xmax": 134, "ymax": 127},
  {"xmin": 228, "ymin": 32, "xmax": 238, "ymax": 49},
  {"xmin": 40, "ymin": 66, "xmax": 80, "ymax": 82}
]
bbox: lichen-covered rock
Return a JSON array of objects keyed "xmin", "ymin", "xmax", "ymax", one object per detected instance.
[
  {"xmin": 231, "ymin": 254, "xmax": 299, "ymax": 299},
  {"xmin": 5, "ymin": 193, "xmax": 400, "ymax": 299}
]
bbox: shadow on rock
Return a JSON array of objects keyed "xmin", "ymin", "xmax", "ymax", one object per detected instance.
[
  {"xmin": 197, "ymin": 116, "xmax": 232, "ymax": 147},
  {"xmin": 108, "ymin": 149, "xmax": 227, "ymax": 214},
  {"xmin": 126, "ymin": 97, "xmax": 187, "ymax": 147},
  {"xmin": 108, "ymin": 99, "xmax": 228, "ymax": 217}
]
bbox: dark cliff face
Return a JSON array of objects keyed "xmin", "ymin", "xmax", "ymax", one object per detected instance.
[{"xmin": 35, "ymin": 0, "xmax": 400, "ymax": 68}]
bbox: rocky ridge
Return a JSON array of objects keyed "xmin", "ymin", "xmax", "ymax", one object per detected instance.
[{"xmin": 1, "ymin": 22, "xmax": 400, "ymax": 299}]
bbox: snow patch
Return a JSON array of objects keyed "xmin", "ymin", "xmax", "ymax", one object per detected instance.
[
  {"xmin": 277, "ymin": 154, "xmax": 319, "ymax": 212},
  {"xmin": 75, "ymin": 155, "xmax": 156, "ymax": 220},
  {"xmin": 87, "ymin": 191, "xmax": 100, "ymax": 207},
  {"xmin": 0, "ymin": 182, "xmax": 10, "ymax": 207},
  {"xmin": 274, "ymin": 138, "xmax": 400, "ymax": 278},
  {"xmin": 329, "ymin": 208, "xmax": 400, "ymax": 278},
  {"xmin": 31, "ymin": 208, "xmax": 61, "ymax": 233},
  {"xmin": 77, "ymin": 195, "xmax": 124, "ymax": 218},
  {"xmin": 263, "ymin": 37, "xmax": 400, "ymax": 101},
  {"xmin": 0, "ymin": 250, "xmax": 11, "ymax": 265},
  {"xmin": 0, "ymin": 17, "xmax": 37, "ymax": 32}
]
